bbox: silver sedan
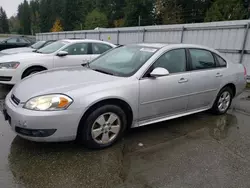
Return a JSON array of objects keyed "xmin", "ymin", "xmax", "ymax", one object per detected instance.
[{"xmin": 4, "ymin": 43, "xmax": 246, "ymax": 149}]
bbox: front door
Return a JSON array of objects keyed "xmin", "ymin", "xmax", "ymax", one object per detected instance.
[
  {"xmin": 139, "ymin": 48, "xmax": 191, "ymax": 124},
  {"xmin": 53, "ymin": 42, "xmax": 92, "ymax": 68}
]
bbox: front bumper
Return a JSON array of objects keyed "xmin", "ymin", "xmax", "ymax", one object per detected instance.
[
  {"xmin": 0, "ymin": 69, "xmax": 19, "ymax": 85},
  {"xmin": 4, "ymin": 94, "xmax": 82, "ymax": 142}
]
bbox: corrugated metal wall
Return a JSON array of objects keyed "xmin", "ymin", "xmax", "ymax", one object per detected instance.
[{"xmin": 36, "ymin": 20, "xmax": 250, "ymax": 76}]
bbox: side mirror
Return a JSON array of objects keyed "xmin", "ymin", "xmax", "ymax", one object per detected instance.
[
  {"xmin": 150, "ymin": 67, "xmax": 169, "ymax": 77},
  {"xmin": 81, "ymin": 60, "xmax": 89, "ymax": 66},
  {"xmin": 57, "ymin": 51, "xmax": 68, "ymax": 57}
]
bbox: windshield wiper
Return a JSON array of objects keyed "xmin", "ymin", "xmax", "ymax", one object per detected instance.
[{"xmin": 92, "ymin": 69, "xmax": 114, "ymax": 76}]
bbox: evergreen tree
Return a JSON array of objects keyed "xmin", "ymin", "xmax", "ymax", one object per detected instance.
[
  {"xmin": 124, "ymin": 0, "xmax": 154, "ymax": 26},
  {"xmin": 64, "ymin": 0, "xmax": 86, "ymax": 30},
  {"xmin": 30, "ymin": 0, "xmax": 40, "ymax": 34},
  {"xmin": 205, "ymin": 0, "xmax": 247, "ymax": 22},
  {"xmin": 18, "ymin": 0, "xmax": 31, "ymax": 34},
  {"xmin": 0, "ymin": 7, "xmax": 10, "ymax": 33}
]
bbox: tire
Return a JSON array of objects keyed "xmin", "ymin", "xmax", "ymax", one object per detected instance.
[
  {"xmin": 78, "ymin": 105, "xmax": 127, "ymax": 149},
  {"xmin": 211, "ymin": 87, "xmax": 233, "ymax": 115},
  {"xmin": 22, "ymin": 67, "xmax": 45, "ymax": 79}
]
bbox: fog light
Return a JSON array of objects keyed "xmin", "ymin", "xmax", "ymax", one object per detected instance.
[{"xmin": 15, "ymin": 127, "xmax": 56, "ymax": 137}]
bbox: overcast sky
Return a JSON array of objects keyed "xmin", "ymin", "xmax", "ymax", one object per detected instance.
[{"xmin": 1, "ymin": 0, "xmax": 30, "ymax": 18}]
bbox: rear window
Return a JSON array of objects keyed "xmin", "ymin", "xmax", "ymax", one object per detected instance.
[
  {"xmin": 215, "ymin": 54, "xmax": 227, "ymax": 67},
  {"xmin": 189, "ymin": 49, "xmax": 216, "ymax": 70}
]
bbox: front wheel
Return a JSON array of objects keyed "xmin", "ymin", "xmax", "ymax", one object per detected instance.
[
  {"xmin": 78, "ymin": 105, "xmax": 127, "ymax": 149},
  {"xmin": 211, "ymin": 87, "xmax": 233, "ymax": 115}
]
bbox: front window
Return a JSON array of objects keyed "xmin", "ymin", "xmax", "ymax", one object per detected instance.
[
  {"xmin": 152, "ymin": 49, "xmax": 186, "ymax": 74},
  {"xmin": 89, "ymin": 46, "xmax": 158, "ymax": 77},
  {"xmin": 63, "ymin": 43, "xmax": 89, "ymax": 55},
  {"xmin": 36, "ymin": 41, "xmax": 69, "ymax": 54},
  {"xmin": 31, "ymin": 41, "xmax": 46, "ymax": 49}
]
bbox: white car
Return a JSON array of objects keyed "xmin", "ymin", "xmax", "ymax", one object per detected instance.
[
  {"xmin": 0, "ymin": 40, "xmax": 55, "ymax": 55},
  {"xmin": 0, "ymin": 39, "xmax": 116, "ymax": 85}
]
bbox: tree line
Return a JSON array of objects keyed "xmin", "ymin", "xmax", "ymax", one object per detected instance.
[{"xmin": 1, "ymin": 0, "xmax": 250, "ymax": 35}]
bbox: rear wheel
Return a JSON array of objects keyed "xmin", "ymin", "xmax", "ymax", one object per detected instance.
[
  {"xmin": 22, "ymin": 67, "xmax": 45, "ymax": 79},
  {"xmin": 211, "ymin": 87, "xmax": 233, "ymax": 115},
  {"xmin": 78, "ymin": 105, "xmax": 127, "ymax": 149}
]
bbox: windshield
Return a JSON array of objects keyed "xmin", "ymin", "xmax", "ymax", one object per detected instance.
[
  {"xmin": 31, "ymin": 41, "xmax": 46, "ymax": 49},
  {"xmin": 89, "ymin": 46, "xmax": 158, "ymax": 77},
  {"xmin": 36, "ymin": 41, "xmax": 68, "ymax": 54}
]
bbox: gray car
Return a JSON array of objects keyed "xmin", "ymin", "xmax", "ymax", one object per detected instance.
[{"xmin": 4, "ymin": 43, "xmax": 246, "ymax": 149}]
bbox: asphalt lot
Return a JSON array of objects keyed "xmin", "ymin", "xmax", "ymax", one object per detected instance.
[{"xmin": 1, "ymin": 85, "xmax": 250, "ymax": 188}]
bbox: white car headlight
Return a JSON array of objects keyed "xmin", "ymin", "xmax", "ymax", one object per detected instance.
[
  {"xmin": 0, "ymin": 62, "xmax": 20, "ymax": 69},
  {"xmin": 23, "ymin": 94, "xmax": 73, "ymax": 111}
]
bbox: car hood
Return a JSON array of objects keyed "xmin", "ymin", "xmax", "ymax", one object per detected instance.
[
  {"xmin": 1, "ymin": 47, "xmax": 33, "ymax": 54},
  {"xmin": 0, "ymin": 52, "xmax": 47, "ymax": 62},
  {"xmin": 12, "ymin": 67, "xmax": 122, "ymax": 102}
]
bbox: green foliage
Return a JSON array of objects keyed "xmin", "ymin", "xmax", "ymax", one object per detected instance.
[
  {"xmin": 9, "ymin": 16, "xmax": 20, "ymax": 34},
  {"xmin": 124, "ymin": 0, "xmax": 154, "ymax": 26},
  {"xmin": 85, "ymin": 9, "xmax": 108, "ymax": 29},
  {"xmin": 4, "ymin": 0, "xmax": 250, "ymax": 35},
  {"xmin": 30, "ymin": 0, "xmax": 40, "ymax": 34},
  {"xmin": 0, "ymin": 7, "xmax": 9, "ymax": 33},
  {"xmin": 18, "ymin": 0, "xmax": 31, "ymax": 34},
  {"xmin": 205, "ymin": 0, "xmax": 247, "ymax": 22}
]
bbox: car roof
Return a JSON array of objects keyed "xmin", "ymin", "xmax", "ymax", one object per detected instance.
[
  {"xmin": 132, "ymin": 43, "xmax": 218, "ymax": 52},
  {"xmin": 59, "ymin": 39, "xmax": 116, "ymax": 47},
  {"xmin": 135, "ymin": 43, "xmax": 168, "ymax": 49},
  {"xmin": 61, "ymin": 39, "xmax": 111, "ymax": 43}
]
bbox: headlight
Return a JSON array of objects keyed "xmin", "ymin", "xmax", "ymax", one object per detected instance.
[
  {"xmin": 0, "ymin": 62, "xmax": 20, "ymax": 69},
  {"xmin": 23, "ymin": 94, "xmax": 73, "ymax": 111}
]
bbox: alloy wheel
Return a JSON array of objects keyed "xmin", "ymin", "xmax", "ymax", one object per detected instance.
[
  {"xmin": 91, "ymin": 112, "xmax": 121, "ymax": 144},
  {"xmin": 218, "ymin": 91, "xmax": 231, "ymax": 112}
]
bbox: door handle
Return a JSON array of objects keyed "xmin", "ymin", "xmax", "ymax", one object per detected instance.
[
  {"xmin": 216, "ymin": 73, "xmax": 223, "ymax": 77},
  {"xmin": 178, "ymin": 78, "xmax": 188, "ymax": 83}
]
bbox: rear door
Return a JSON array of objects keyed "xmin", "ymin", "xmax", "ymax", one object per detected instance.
[
  {"xmin": 89, "ymin": 43, "xmax": 113, "ymax": 60},
  {"xmin": 186, "ymin": 48, "xmax": 222, "ymax": 111},
  {"xmin": 53, "ymin": 42, "xmax": 92, "ymax": 68}
]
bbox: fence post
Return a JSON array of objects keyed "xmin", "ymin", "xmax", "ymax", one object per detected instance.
[
  {"xmin": 240, "ymin": 23, "xmax": 250, "ymax": 64},
  {"xmin": 57, "ymin": 32, "xmax": 59, "ymax": 40},
  {"xmin": 74, "ymin": 32, "xmax": 76, "ymax": 39},
  {"xmin": 99, "ymin": 31, "xmax": 101, "ymax": 40},
  {"xmin": 180, "ymin": 26, "xmax": 185, "ymax": 43},
  {"xmin": 142, "ymin": 28, "xmax": 146, "ymax": 42},
  {"xmin": 85, "ymin": 32, "xmax": 87, "ymax": 39},
  {"xmin": 117, "ymin": 30, "xmax": 120, "ymax": 45}
]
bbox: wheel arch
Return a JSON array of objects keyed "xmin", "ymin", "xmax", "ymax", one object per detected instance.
[
  {"xmin": 77, "ymin": 98, "xmax": 134, "ymax": 137},
  {"xmin": 221, "ymin": 83, "xmax": 236, "ymax": 97},
  {"xmin": 21, "ymin": 65, "xmax": 48, "ymax": 79}
]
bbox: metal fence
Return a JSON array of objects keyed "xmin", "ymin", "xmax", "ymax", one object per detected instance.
[{"xmin": 36, "ymin": 20, "xmax": 250, "ymax": 77}]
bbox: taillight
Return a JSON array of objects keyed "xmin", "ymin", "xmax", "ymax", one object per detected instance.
[{"xmin": 244, "ymin": 65, "xmax": 247, "ymax": 77}]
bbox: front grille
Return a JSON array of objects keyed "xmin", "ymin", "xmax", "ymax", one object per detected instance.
[
  {"xmin": 0, "ymin": 76, "xmax": 12, "ymax": 81},
  {"xmin": 11, "ymin": 94, "xmax": 20, "ymax": 105}
]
